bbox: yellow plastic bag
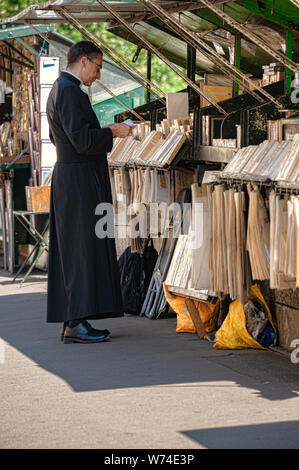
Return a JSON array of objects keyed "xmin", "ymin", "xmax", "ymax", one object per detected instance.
[
  {"xmin": 163, "ymin": 283, "xmax": 195, "ymax": 332},
  {"xmin": 214, "ymin": 284, "xmax": 277, "ymax": 350},
  {"xmin": 163, "ymin": 283, "xmax": 220, "ymax": 333},
  {"xmin": 198, "ymin": 299, "xmax": 220, "ymax": 333}
]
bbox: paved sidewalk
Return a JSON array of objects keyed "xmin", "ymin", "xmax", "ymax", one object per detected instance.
[{"xmin": 0, "ymin": 269, "xmax": 299, "ymax": 449}]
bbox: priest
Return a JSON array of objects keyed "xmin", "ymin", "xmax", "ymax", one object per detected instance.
[{"xmin": 46, "ymin": 41, "xmax": 130, "ymax": 343}]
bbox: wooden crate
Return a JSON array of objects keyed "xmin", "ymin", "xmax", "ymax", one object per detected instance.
[
  {"xmin": 200, "ymin": 84, "xmax": 232, "ymax": 108},
  {"xmin": 25, "ymin": 186, "xmax": 51, "ymax": 212}
]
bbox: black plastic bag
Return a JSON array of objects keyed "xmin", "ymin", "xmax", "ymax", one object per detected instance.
[{"xmin": 118, "ymin": 238, "xmax": 158, "ymax": 315}]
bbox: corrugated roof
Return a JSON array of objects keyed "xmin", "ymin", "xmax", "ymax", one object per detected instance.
[
  {"xmin": 108, "ymin": 0, "xmax": 299, "ymax": 75},
  {"xmin": 1, "ymin": 1, "xmax": 210, "ymax": 24},
  {"xmin": 2, "ymin": 0, "xmax": 298, "ymax": 78}
]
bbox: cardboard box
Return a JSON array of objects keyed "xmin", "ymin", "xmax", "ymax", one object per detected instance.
[
  {"xmin": 166, "ymin": 92, "xmax": 189, "ymax": 120},
  {"xmin": 25, "ymin": 186, "xmax": 50, "ymax": 212}
]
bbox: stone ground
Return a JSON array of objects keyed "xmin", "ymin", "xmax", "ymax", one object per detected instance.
[{"xmin": 1, "ymin": 269, "xmax": 299, "ymax": 449}]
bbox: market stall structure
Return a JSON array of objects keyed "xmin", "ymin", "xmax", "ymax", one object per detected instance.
[
  {"xmin": 2, "ymin": 0, "xmax": 299, "ymax": 354},
  {"xmin": 0, "ymin": 19, "xmax": 145, "ymax": 277}
]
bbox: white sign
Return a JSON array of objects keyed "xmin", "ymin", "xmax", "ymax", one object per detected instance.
[
  {"xmin": 39, "ymin": 57, "xmax": 60, "ymax": 85},
  {"xmin": 41, "ymin": 141, "xmax": 57, "ymax": 167}
]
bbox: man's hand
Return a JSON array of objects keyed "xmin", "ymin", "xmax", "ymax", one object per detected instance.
[{"xmin": 107, "ymin": 123, "xmax": 131, "ymax": 138}]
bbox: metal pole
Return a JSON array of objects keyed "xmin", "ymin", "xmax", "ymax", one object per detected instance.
[
  {"xmin": 5, "ymin": 179, "xmax": 14, "ymax": 274},
  {"xmin": 95, "ymin": 0, "xmax": 229, "ymax": 115},
  {"xmin": 200, "ymin": 0, "xmax": 299, "ymax": 74},
  {"xmin": 146, "ymin": 49, "xmax": 152, "ymax": 104},
  {"xmin": 94, "ymin": 81, "xmax": 145, "ymax": 121},
  {"xmin": 187, "ymin": 44, "xmax": 196, "ymax": 100},
  {"xmin": 58, "ymin": 8, "xmax": 166, "ymax": 104},
  {"xmin": 0, "ymin": 187, "xmax": 7, "ymax": 270},
  {"xmin": 286, "ymin": 27, "xmax": 293, "ymax": 96},
  {"xmin": 233, "ymin": 34, "xmax": 241, "ymax": 97},
  {"xmin": 142, "ymin": 0, "xmax": 283, "ymax": 109}
]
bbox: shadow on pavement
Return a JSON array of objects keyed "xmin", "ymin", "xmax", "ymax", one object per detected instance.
[
  {"xmin": 1, "ymin": 290, "xmax": 299, "ymax": 400},
  {"xmin": 182, "ymin": 420, "xmax": 299, "ymax": 448}
]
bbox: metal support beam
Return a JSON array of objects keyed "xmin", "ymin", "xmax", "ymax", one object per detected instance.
[
  {"xmin": 286, "ymin": 27, "xmax": 293, "ymax": 96},
  {"xmin": 233, "ymin": 34, "xmax": 241, "ymax": 97},
  {"xmin": 0, "ymin": 51, "xmax": 34, "ymax": 69},
  {"xmin": 95, "ymin": 0, "xmax": 228, "ymax": 115},
  {"xmin": 141, "ymin": 0, "xmax": 263, "ymax": 101},
  {"xmin": 0, "ymin": 65, "xmax": 12, "ymax": 75},
  {"xmin": 27, "ymin": 22, "xmax": 145, "ymax": 122},
  {"xmin": 3, "ymin": 40, "xmax": 34, "ymax": 66},
  {"xmin": 200, "ymin": 0, "xmax": 299, "ymax": 74},
  {"xmin": 77, "ymin": 22, "xmax": 165, "ymax": 103},
  {"xmin": 146, "ymin": 49, "xmax": 152, "ymax": 103},
  {"xmin": 94, "ymin": 80, "xmax": 145, "ymax": 121},
  {"xmin": 59, "ymin": 8, "xmax": 166, "ymax": 104},
  {"xmin": 141, "ymin": 0, "xmax": 283, "ymax": 109},
  {"xmin": 26, "ymin": 23, "xmax": 68, "ymax": 57},
  {"xmin": 187, "ymin": 44, "xmax": 196, "ymax": 100}
]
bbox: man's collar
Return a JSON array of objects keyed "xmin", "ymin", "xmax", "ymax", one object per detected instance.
[{"xmin": 62, "ymin": 70, "xmax": 83, "ymax": 87}]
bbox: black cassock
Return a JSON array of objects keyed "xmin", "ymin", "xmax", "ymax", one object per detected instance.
[{"xmin": 46, "ymin": 71, "xmax": 123, "ymax": 323}]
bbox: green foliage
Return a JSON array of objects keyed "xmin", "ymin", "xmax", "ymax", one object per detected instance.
[
  {"xmin": 0, "ymin": 0, "xmax": 186, "ymax": 94},
  {"xmin": 0, "ymin": 0, "xmax": 32, "ymax": 20}
]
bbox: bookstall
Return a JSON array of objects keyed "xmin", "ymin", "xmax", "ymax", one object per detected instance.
[
  {"xmin": 0, "ymin": 24, "xmax": 57, "ymax": 273},
  {"xmin": 106, "ymin": 0, "xmax": 299, "ymax": 350},
  {"xmin": 3, "ymin": 1, "xmax": 299, "ymax": 352},
  {"xmin": 0, "ymin": 21, "xmax": 145, "ymax": 277}
]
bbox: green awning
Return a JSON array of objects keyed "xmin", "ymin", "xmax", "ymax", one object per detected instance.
[{"xmin": 0, "ymin": 23, "xmax": 53, "ymax": 41}]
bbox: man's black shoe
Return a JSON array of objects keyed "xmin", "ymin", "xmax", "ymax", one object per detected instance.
[
  {"xmin": 63, "ymin": 321, "xmax": 110, "ymax": 344},
  {"xmin": 60, "ymin": 320, "xmax": 111, "ymax": 342},
  {"xmin": 82, "ymin": 320, "xmax": 111, "ymax": 337}
]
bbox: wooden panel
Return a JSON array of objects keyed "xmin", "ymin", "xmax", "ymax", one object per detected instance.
[
  {"xmin": 166, "ymin": 92, "xmax": 189, "ymax": 120},
  {"xmin": 0, "ymin": 154, "xmax": 30, "ymax": 166},
  {"xmin": 25, "ymin": 185, "xmax": 50, "ymax": 212},
  {"xmin": 200, "ymin": 85, "xmax": 232, "ymax": 108},
  {"xmin": 185, "ymin": 298, "xmax": 206, "ymax": 339}
]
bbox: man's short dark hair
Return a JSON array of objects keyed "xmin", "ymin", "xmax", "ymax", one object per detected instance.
[{"xmin": 67, "ymin": 41, "xmax": 103, "ymax": 66}]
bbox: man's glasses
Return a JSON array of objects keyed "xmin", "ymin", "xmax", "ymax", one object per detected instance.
[{"xmin": 88, "ymin": 57, "xmax": 102, "ymax": 72}]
